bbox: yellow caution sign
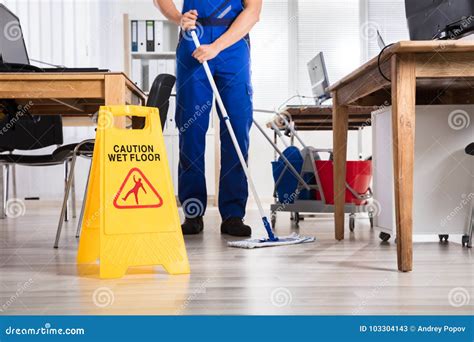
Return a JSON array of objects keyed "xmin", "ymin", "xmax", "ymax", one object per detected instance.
[{"xmin": 77, "ymin": 105, "xmax": 190, "ymax": 279}]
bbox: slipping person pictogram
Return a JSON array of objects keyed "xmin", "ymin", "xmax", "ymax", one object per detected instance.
[
  {"xmin": 113, "ymin": 167, "xmax": 163, "ymax": 209},
  {"xmin": 122, "ymin": 175, "xmax": 147, "ymax": 205}
]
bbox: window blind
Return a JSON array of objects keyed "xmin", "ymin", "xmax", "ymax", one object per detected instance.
[
  {"xmin": 296, "ymin": 0, "xmax": 362, "ymax": 100},
  {"xmin": 366, "ymin": 0, "xmax": 409, "ymax": 59}
]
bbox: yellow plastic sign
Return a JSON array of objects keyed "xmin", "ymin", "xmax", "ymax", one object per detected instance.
[{"xmin": 77, "ymin": 105, "xmax": 190, "ymax": 279}]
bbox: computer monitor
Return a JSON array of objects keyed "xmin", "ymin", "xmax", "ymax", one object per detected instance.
[
  {"xmin": 307, "ymin": 52, "xmax": 330, "ymax": 104},
  {"xmin": 0, "ymin": 4, "xmax": 29, "ymax": 65},
  {"xmin": 405, "ymin": 0, "xmax": 474, "ymax": 40}
]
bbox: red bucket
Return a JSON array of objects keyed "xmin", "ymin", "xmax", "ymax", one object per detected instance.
[{"xmin": 315, "ymin": 160, "xmax": 372, "ymax": 205}]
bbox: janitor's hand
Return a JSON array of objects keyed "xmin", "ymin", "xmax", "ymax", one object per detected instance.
[
  {"xmin": 180, "ymin": 9, "xmax": 198, "ymax": 31},
  {"xmin": 192, "ymin": 43, "xmax": 222, "ymax": 63}
]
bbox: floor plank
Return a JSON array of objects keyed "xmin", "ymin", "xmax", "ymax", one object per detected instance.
[{"xmin": 0, "ymin": 201, "xmax": 472, "ymax": 315}]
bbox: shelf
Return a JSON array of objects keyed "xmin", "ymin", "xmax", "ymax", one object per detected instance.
[{"xmin": 131, "ymin": 52, "xmax": 176, "ymax": 60}]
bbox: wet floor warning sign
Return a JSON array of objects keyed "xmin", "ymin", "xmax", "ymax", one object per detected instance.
[
  {"xmin": 77, "ymin": 106, "xmax": 190, "ymax": 279},
  {"xmin": 113, "ymin": 167, "xmax": 163, "ymax": 209}
]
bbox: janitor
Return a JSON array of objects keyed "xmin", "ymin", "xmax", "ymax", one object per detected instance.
[{"xmin": 154, "ymin": 0, "xmax": 262, "ymax": 236}]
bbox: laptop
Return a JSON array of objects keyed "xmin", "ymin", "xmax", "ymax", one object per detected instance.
[
  {"xmin": 377, "ymin": 30, "xmax": 387, "ymax": 50},
  {"xmin": 0, "ymin": 4, "xmax": 108, "ymax": 73},
  {"xmin": 285, "ymin": 52, "xmax": 332, "ymax": 108},
  {"xmin": 307, "ymin": 52, "xmax": 331, "ymax": 105}
]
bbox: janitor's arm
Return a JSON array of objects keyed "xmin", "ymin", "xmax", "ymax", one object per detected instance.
[
  {"xmin": 192, "ymin": 0, "xmax": 262, "ymax": 63},
  {"xmin": 154, "ymin": 0, "xmax": 198, "ymax": 30}
]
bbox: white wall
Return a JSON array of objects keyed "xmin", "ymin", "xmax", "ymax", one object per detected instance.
[{"xmin": 3, "ymin": 0, "xmax": 404, "ymax": 202}]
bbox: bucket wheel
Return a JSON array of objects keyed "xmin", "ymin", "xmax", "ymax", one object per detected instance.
[
  {"xmin": 379, "ymin": 232, "xmax": 391, "ymax": 242},
  {"xmin": 349, "ymin": 214, "xmax": 355, "ymax": 232},
  {"xmin": 439, "ymin": 234, "xmax": 449, "ymax": 243},
  {"xmin": 462, "ymin": 235, "xmax": 471, "ymax": 248},
  {"xmin": 271, "ymin": 212, "xmax": 277, "ymax": 228},
  {"xmin": 294, "ymin": 212, "xmax": 301, "ymax": 225},
  {"xmin": 368, "ymin": 211, "xmax": 374, "ymax": 229}
]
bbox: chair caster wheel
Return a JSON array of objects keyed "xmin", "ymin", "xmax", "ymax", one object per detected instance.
[
  {"xmin": 439, "ymin": 234, "xmax": 449, "ymax": 242},
  {"xmin": 379, "ymin": 232, "xmax": 391, "ymax": 242},
  {"xmin": 462, "ymin": 235, "xmax": 471, "ymax": 248},
  {"xmin": 271, "ymin": 213, "xmax": 277, "ymax": 228}
]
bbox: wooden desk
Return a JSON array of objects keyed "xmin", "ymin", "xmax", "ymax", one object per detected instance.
[
  {"xmin": 281, "ymin": 105, "xmax": 378, "ymax": 131},
  {"xmin": 0, "ymin": 72, "xmax": 146, "ymax": 218},
  {"xmin": 328, "ymin": 40, "xmax": 474, "ymax": 272}
]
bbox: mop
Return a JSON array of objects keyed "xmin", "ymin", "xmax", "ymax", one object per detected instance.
[{"xmin": 190, "ymin": 31, "xmax": 315, "ymax": 249}]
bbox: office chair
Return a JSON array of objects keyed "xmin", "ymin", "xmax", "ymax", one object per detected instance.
[
  {"xmin": 54, "ymin": 74, "xmax": 177, "ymax": 248},
  {"xmin": 146, "ymin": 73, "xmax": 176, "ymax": 129},
  {"xmin": 464, "ymin": 142, "xmax": 473, "ymax": 248},
  {"xmin": 0, "ymin": 113, "xmax": 78, "ymax": 221}
]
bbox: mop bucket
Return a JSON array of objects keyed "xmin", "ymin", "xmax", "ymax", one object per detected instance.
[
  {"xmin": 315, "ymin": 160, "xmax": 372, "ymax": 205},
  {"xmin": 272, "ymin": 146, "xmax": 305, "ymax": 203}
]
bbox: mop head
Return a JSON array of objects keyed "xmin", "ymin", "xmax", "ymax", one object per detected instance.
[{"xmin": 228, "ymin": 232, "xmax": 315, "ymax": 249}]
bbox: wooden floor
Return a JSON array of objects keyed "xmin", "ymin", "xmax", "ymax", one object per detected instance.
[{"xmin": 0, "ymin": 201, "xmax": 472, "ymax": 315}]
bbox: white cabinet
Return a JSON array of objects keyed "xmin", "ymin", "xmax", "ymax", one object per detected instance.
[{"xmin": 372, "ymin": 105, "xmax": 474, "ymax": 238}]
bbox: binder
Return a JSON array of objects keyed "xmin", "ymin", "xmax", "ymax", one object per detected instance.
[
  {"xmin": 131, "ymin": 20, "xmax": 138, "ymax": 52},
  {"xmin": 137, "ymin": 20, "xmax": 146, "ymax": 53},
  {"xmin": 146, "ymin": 20, "xmax": 155, "ymax": 52},
  {"xmin": 131, "ymin": 59, "xmax": 142, "ymax": 88},
  {"xmin": 154, "ymin": 20, "xmax": 164, "ymax": 52}
]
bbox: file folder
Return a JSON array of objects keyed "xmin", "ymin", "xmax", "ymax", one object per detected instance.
[
  {"xmin": 155, "ymin": 20, "xmax": 163, "ymax": 52},
  {"xmin": 138, "ymin": 20, "xmax": 146, "ymax": 53},
  {"xmin": 146, "ymin": 20, "xmax": 155, "ymax": 52},
  {"xmin": 131, "ymin": 20, "xmax": 138, "ymax": 52}
]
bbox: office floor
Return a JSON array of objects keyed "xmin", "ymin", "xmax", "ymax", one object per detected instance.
[{"xmin": 0, "ymin": 201, "xmax": 472, "ymax": 315}]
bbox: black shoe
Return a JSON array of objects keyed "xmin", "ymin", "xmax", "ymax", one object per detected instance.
[
  {"xmin": 221, "ymin": 218, "xmax": 251, "ymax": 237},
  {"xmin": 181, "ymin": 216, "xmax": 204, "ymax": 235}
]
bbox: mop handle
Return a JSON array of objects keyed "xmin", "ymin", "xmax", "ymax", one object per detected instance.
[{"xmin": 190, "ymin": 31, "xmax": 275, "ymax": 239}]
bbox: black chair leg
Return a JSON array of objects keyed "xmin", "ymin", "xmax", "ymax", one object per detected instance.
[{"xmin": 64, "ymin": 162, "xmax": 68, "ymax": 222}]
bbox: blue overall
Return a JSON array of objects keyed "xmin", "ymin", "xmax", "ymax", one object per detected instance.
[{"xmin": 176, "ymin": 0, "xmax": 253, "ymax": 220}]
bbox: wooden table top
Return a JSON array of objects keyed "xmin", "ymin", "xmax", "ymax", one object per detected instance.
[
  {"xmin": 328, "ymin": 40, "xmax": 474, "ymax": 92},
  {"xmin": 0, "ymin": 71, "xmax": 146, "ymax": 119},
  {"xmin": 327, "ymin": 40, "xmax": 474, "ymax": 107},
  {"xmin": 278, "ymin": 105, "xmax": 378, "ymax": 131}
]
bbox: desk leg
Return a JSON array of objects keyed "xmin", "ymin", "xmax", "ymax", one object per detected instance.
[
  {"xmin": 332, "ymin": 92, "xmax": 349, "ymax": 241},
  {"xmin": 105, "ymin": 75, "xmax": 127, "ymax": 128},
  {"xmin": 391, "ymin": 54, "xmax": 416, "ymax": 272}
]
